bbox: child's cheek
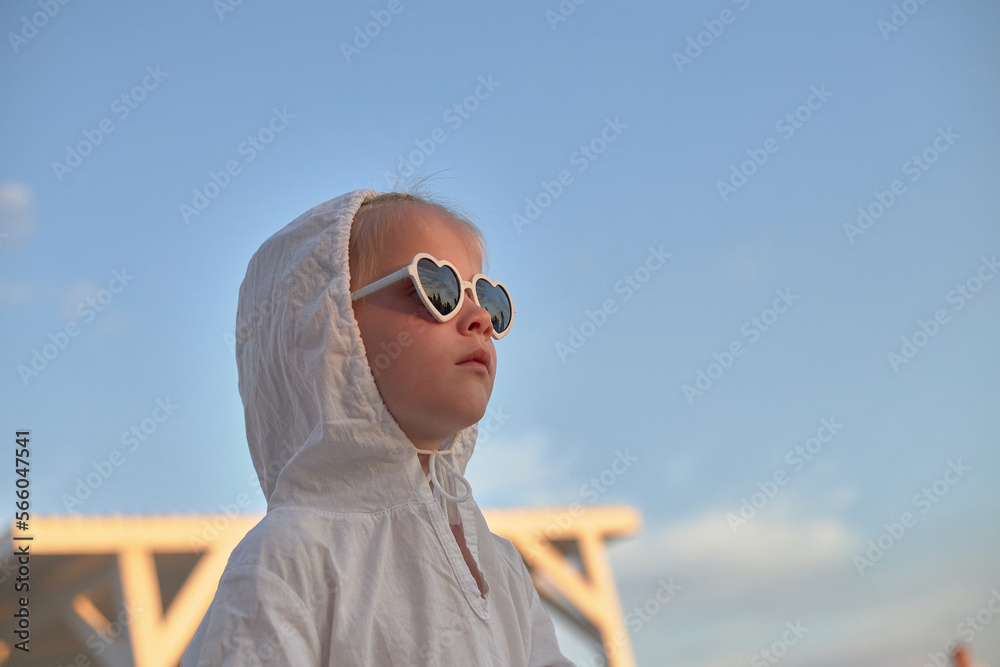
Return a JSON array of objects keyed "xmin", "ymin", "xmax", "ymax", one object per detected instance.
[{"xmin": 406, "ymin": 304, "xmax": 433, "ymax": 329}]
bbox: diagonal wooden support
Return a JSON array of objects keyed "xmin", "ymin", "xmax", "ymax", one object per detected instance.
[
  {"xmin": 154, "ymin": 535, "xmax": 247, "ymax": 665},
  {"xmin": 69, "ymin": 594, "xmax": 134, "ymax": 667},
  {"xmin": 116, "ymin": 525, "xmax": 251, "ymax": 667},
  {"xmin": 483, "ymin": 505, "xmax": 642, "ymax": 667},
  {"xmin": 18, "ymin": 515, "xmax": 257, "ymax": 667},
  {"xmin": 118, "ymin": 548, "xmax": 162, "ymax": 667}
]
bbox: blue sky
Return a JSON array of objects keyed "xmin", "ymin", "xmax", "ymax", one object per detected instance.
[{"xmin": 2, "ymin": 1, "xmax": 999, "ymax": 664}]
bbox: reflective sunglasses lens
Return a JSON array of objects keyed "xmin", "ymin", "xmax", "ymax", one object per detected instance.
[
  {"xmin": 475, "ymin": 280, "xmax": 513, "ymax": 334},
  {"xmin": 416, "ymin": 258, "xmax": 460, "ymax": 316}
]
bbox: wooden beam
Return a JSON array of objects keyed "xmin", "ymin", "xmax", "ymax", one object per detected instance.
[
  {"xmin": 5, "ymin": 509, "xmax": 641, "ymax": 666},
  {"xmin": 483, "ymin": 505, "xmax": 641, "ymax": 667}
]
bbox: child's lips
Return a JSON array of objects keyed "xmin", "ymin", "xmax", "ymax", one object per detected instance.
[{"xmin": 457, "ymin": 348, "xmax": 492, "ymax": 371}]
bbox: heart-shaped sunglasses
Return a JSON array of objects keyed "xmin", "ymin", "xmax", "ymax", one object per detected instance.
[{"xmin": 350, "ymin": 252, "xmax": 515, "ymax": 339}]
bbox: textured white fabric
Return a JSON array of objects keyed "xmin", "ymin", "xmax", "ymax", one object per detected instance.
[{"xmin": 181, "ymin": 190, "xmax": 573, "ymax": 666}]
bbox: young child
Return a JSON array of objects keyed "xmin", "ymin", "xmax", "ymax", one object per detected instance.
[{"xmin": 181, "ymin": 189, "xmax": 573, "ymax": 665}]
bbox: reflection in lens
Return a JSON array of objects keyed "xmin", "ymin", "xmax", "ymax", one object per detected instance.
[
  {"xmin": 417, "ymin": 259, "xmax": 460, "ymax": 316},
  {"xmin": 476, "ymin": 280, "xmax": 512, "ymax": 334}
]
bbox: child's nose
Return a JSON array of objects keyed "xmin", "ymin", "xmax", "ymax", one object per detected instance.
[{"xmin": 459, "ymin": 286, "xmax": 494, "ymax": 337}]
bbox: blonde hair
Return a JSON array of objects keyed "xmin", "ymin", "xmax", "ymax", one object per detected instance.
[{"xmin": 349, "ymin": 190, "xmax": 488, "ymax": 289}]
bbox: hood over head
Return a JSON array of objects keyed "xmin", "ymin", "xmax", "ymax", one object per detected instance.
[{"xmin": 235, "ymin": 189, "xmax": 478, "ymax": 514}]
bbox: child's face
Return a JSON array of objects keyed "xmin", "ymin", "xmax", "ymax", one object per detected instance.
[{"xmin": 351, "ymin": 204, "xmax": 497, "ymax": 450}]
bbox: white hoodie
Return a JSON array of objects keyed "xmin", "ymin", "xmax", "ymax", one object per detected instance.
[{"xmin": 181, "ymin": 190, "xmax": 573, "ymax": 666}]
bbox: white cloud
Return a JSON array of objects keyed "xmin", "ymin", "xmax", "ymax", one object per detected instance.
[
  {"xmin": 608, "ymin": 508, "xmax": 1000, "ymax": 666},
  {"xmin": 61, "ymin": 280, "xmax": 104, "ymax": 321},
  {"xmin": 0, "ymin": 181, "xmax": 37, "ymax": 250},
  {"xmin": 612, "ymin": 511, "xmax": 854, "ymax": 586},
  {"xmin": 670, "ymin": 513, "xmax": 852, "ymax": 575},
  {"xmin": 466, "ymin": 430, "xmax": 578, "ymax": 506}
]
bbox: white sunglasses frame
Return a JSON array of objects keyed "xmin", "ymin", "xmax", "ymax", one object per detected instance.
[{"xmin": 350, "ymin": 252, "xmax": 516, "ymax": 340}]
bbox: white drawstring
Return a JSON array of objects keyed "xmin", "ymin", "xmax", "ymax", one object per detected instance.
[{"xmin": 414, "ymin": 446, "xmax": 472, "ymax": 503}]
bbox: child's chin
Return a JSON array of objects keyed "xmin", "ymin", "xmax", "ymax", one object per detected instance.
[{"xmin": 451, "ymin": 406, "xmax": 489, "ymax": 435}]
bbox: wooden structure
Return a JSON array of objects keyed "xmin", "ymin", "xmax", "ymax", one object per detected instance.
[{"xmin": 0, "ymin": 506, "xmax": 640, "ymax": 666}]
